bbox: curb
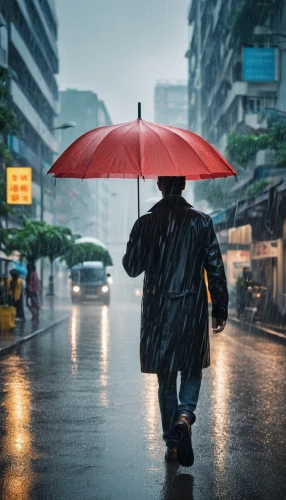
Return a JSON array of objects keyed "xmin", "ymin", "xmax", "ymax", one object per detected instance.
[
  {"xmin": 0, "ymin": 315, "xmax": 70, "ymax": 355},
  {"xmin": 228, "ymin": 315, "xmax": 286, "ymax": 344}
]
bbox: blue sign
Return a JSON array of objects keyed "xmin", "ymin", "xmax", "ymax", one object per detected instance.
[{"xmin": 243, "ymin": 48, "xmax": 277, "ymax": 82}]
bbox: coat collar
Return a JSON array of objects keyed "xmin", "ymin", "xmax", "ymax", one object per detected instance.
[{"xmin": 148, "ymin": 196, "xmax": 193, "ymax": 212}]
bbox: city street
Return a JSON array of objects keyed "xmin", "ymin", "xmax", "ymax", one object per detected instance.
[{"xmin": 0, "ymin": 298, "xmax": 285, "ymax": 500}]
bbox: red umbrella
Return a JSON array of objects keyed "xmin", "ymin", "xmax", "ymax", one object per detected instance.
[{"xmin": 48, "ymin": 103, "xmax": 236, "ymax": 216}]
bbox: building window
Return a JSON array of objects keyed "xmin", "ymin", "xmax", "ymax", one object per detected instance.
[
  {"xmin": 245, "ymin": 98, "xmax": 261, "ymax": 113},
  {"xmin": 232, "ymin": 61, "xmax": 242, "ymax": 82}
]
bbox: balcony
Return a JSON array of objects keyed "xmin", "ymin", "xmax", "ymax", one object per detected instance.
[
  {"xmin": 244, "ymin": 113, "xmax": 267, "ymax": 129},
  {"xmin": 214, "ymin": 82, "xmax": 248, "ymax": 125},
  {"xmin": 15, "ymin": 0, "xmax": 58, "ymax": 73},
  {"xmin": 31, "ymin": 0, "xmax": 58, "ymax": 57},
  {"xmin": 11, "ymin": 80, "xmax": 58, "ymax": 153},
  {"xmin": 11, "ymin": 23, "xmax": 58, "ymax": 113}
]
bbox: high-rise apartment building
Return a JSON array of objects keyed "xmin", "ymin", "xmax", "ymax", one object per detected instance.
[
  {"xmin": 187, "ymin": 1, "xmax": 286, "ymax": 309},
  {"xmin": 186, "ymin": 0, "xmax": 284, "ymax": 158},
  {"xmin": 57, "ymin": 89, "xmax": 112, "ymax": 243},
  {"xmin": 0, "ymin": 0, "xmax": 59, "ymax": 224},
  {"xmin": 154, "ymin": 80, "xmax": 188, "ymax": 129}
]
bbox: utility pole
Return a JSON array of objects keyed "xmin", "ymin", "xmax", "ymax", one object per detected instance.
[{"xmin": 40, "ymin": 121, "xmax": 76, "ymax": 299}]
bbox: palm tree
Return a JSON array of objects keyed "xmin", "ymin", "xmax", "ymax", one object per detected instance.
[
  {"xmin": 6, "ymin": 218, "xmax": 79, "ymax": 295},
  {"xmin": 5, "ymin": 218, "xmax": 46, "ymax": 265}
]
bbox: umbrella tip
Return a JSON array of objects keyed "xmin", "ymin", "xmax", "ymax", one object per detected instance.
[{"xmin": 138, "ymin": 102, "xmax": 142, "ymax": 120}]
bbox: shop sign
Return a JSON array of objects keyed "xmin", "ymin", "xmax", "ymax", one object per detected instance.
[
  {"xmin": 6, "ymin": 167, "xmax": 32, "ymax": 205},
  {"xmin": 251, "ymin": 240, "xmax": 278, "ymax": 260},
  {"xmin": 243, "ymin": 47, "xmax": 278, "ymax": 82}
]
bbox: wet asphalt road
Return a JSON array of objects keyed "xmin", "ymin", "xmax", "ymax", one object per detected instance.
[{"xmin": 0, "ymin": 299, "xmax": 285, "ymax": 500}]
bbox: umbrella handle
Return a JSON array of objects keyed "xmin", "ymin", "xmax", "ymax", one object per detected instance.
[{"xmin": 137, "ymin": 176, "xmax": 140, "ymax": 218}]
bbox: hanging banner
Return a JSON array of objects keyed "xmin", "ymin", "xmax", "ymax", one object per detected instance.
[{"xmin": 6, "ymin": 167, "xmax": 32, "ymax": 204}]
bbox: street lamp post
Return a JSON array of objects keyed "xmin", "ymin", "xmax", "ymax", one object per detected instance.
[{"xmin": 40, "ymin": 121, "xmax": 76, "ymax": 299}]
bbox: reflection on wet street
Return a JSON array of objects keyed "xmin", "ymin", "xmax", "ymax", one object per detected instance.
[
  {"xmin": 0, "ymin": 354, "xmax": 37, "ymax": 500},
  {"xmin": 0, "ymin": 300, "xmax": 285, "ymax": 500}
]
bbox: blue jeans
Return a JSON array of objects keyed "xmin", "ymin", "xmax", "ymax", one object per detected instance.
[{"xmin": 157, "ymin": 371, "xmax": 202, "ymax": 448}]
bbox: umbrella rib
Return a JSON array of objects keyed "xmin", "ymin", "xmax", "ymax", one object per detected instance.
[
  {"xmin": 150, "ymin": 122, "xmax": 233, "ymax": 176},
  {"xmin": 83, "ymin": 121, "xmax": 139, "ymax": 178},
  {"xmin": 66, "ymin": 122, "xmax": 127, "ymax": 179},
  {"xmin": 144, "ymin": 122, "xmax": 212, "ymax": 176},
  {"xmin": 57, "ymin": 126, "xmax": 118, "ymax": 177},
  {"xmin": 143, "ymin": 122, "xmax": 178, "ymax": 175},
  {"xmin": 175, "ymin": 124, "xmax": 234, "ymax": 174}
]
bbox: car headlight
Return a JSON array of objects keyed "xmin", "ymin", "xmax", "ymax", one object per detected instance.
[
  {"xmin": 73, "ymin": 285, "xmax": 80, "ymax": 293},
  {"xmin": 102, "ymin": 285, "xmax": 109, "ymax": 293}
]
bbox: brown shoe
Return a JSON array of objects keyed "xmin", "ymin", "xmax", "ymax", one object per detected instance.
[
  {"xmin": 174, "ymin": 414, "xmax": 194, "ymax": 467},
  {"xmin": 165, "ymin": 447, "xmax": 177, "ymax": 462}
]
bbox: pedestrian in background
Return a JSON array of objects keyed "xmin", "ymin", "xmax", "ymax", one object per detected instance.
[
  {"xmin": 26, "ymin": 263, "xmax": 41, "ymax": 321},
  {"xmin": 123, "ymin": 176, "xmax": 228, "ymax": 467},
  {"xmin": 7, "ymin": 269, "xmax": 25, "ymax": 321},
  {"xmin": 236, "ymin": 266, "xmax": 254, "ymax": 318}
]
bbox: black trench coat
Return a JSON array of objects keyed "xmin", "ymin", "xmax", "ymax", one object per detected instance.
[{"xmin": 123, "ymin": 196, "xmax": 228, "ymax": 376}]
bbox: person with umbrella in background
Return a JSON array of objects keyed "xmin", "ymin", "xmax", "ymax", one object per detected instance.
[
  {"xmin": 123, "ymin": 176, "xmax": 228, "ymax": 467},
  {"xmin": 7, "ymin": 269, "xmax": 25, "ymax": 321},
  {"xmin": 236, "ymin": 266, "xmax": 254, "ymax": 318}
]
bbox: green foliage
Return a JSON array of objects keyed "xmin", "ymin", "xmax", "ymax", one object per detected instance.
[
  {"xmin": 5, "ymin": 218, "xmax": 45, "ymax": 264},
  {"xmin": 227, "ymin": 132, "xmax": 269, "ymax": 167},
  {"xmin": 268, "ymin": 123, "xmax": 286, "ymax": 166},
  {"xmin": 5, "ymin": 217, "xmax": 77, "ymax": 265},
  {"xmin": 0, "ymin": 180, "xmax": 17, "ymax": 221},
  {"xmin": 0, "ymin": 228, "xmax": 11, "ymax": 253},
  {"xmin": 0, "ymin": 108, "xmax": 18, "ymax": 137},
  {"xmin": 246, "ymin": 180, "xmax": 268, "ymax": 198},
  {"xmin": 0, "ymin": 68, "xmax": 18, "ymax": 164},
  {"xmin": 197, "ymin": 119, "xmax": 286, "ymax": 211},
  {"xmin": 63, "ymin": 242, "xmax": 113, "ymax": 268},
  {"xmin": 227, "ymin": 123, "xmax": 286, "ymax": 168},
  {"xmin": 40, "ymin": 225, "xmax": 74, "ymax": 264}
]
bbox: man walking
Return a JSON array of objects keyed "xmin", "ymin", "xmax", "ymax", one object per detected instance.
[{"xmin": 123, "ymin": 176, "xmax": 228, "ymax": 467}]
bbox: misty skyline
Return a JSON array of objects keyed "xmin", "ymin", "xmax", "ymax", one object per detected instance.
[{"xmin": 56, "ymin": 0, "xmax": 189, "ymax": 123}]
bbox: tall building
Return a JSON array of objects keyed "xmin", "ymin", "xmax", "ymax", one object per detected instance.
[
  {"xmin": 154, "ymin": 80, "xmax": 193, "ymax": 205},
  {"xmin": 0, "ymin": 0, "xmax": 59, "ymax": 224},
  {"xmin": 186, "ymin": 0, "xmax": 284, "ymax": 157},
  {"xmin": 56, "ymin": 89, "xmax": 112, "ymax": 243},
  {"xmin": 154, "ymin": 80, "xmax": 188, "ymax": 129},
  {"xmin": 187, "ymin": 0, "xmax": 286, "ymax": 310}
]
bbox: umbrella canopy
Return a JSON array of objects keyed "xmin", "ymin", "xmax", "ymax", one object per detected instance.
[
  {"xmin": 12, "ymin": 261, "xmax": 27, "ymax": 276},
  {"xmin": 75, "ymin": 236, "xmax": 107, "ymax": 250},
  {"xmin": 48, "ymin": 107, "xmax": 236, "ymax": 181}
]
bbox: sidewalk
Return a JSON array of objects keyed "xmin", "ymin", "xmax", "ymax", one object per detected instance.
[
  {"xmin": 228, "ymin": 308, "xmax": 286, "ymax": 343},
  {"xmin": 0, "ymin": 296, "xmax": 71, "ymax": 354}
]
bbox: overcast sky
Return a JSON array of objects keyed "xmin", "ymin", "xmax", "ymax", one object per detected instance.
[{"xmin": 56, "ymin": 0, "xmax": 189, "ymax": 124}]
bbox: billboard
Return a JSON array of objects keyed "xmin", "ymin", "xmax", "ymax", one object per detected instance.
[
  {"xmin": 251, "ymin": 240, "xmax": 279, "ymax": 259},
  {"xmin": 6, "ymin": 167, "xmax": 32, "ymax": 204},
  {"xmin": 243, "ymin": 48, "xmax": 278, "ymax": 82}
]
